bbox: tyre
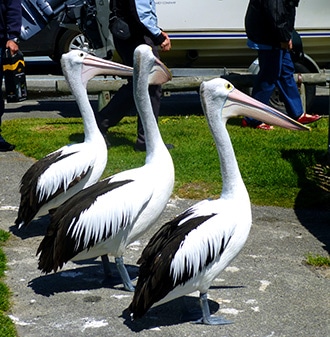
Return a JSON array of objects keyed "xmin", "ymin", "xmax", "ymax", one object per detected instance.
[{"xmin": 52, "ymin": 30, "xmax": 93, "ymax": 63}]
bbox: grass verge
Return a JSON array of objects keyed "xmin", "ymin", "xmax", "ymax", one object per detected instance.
[
  {"xmin": 0, "ymin": 230, "xmax": 16, "ymax": 337},
  {"xmin": 306, "ymin": 253, "xmax": 330, "ymax": 267},
  {"xmin": 2, "ymin": 115, "xmax": 329, "ymax": 209}
]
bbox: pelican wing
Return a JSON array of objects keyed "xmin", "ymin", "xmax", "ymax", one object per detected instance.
[
  {"xmin": 37, "ymin": 176, "xmax": 152, "ymax": 273},
  {"xmin": 16, "ymin": 145, "xmax": 96, "ymax": 224},
  {"xmin": 132, "ymin": 209, "xmax": 231, "ymax": 318},
  {"xmin": 36, "ymin": 146, "xmax": 96, "ymax": 202},
  {"xmin": 169, "ymin": 213, "xmax": 234, "ymax": 286}
]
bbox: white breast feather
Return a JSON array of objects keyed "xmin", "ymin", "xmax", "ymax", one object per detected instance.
[
  {"xmin": 68, "ymin": 181, "xmax": 152, "ymax": 251},
  {"xmin": 170, "ymin": 217, "xmax": 235, "ymax": 284}
]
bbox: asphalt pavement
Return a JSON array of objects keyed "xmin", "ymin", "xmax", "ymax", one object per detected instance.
[{"xmin": 0, "ymin": 82, "xmax": 329, "ymax": 337}]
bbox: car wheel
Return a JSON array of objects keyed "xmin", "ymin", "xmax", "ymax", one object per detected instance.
[{"xmin": 53, "ymin": 30, "xmax": 93, "ymax": 62}]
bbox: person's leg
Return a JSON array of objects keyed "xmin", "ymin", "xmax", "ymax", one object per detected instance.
[
  {"xmin": 95, "ymin": 37, "xmax": 137, "ymax": 134},
  {"xmin": 0, "ymin": 48, "xmax": 15, "ymax": 151},
  {"xmin": 244, "ymin": 49, "xmax": 281, "ymax": 127},
  {"xmin": 275, "ymin": 49, "xmax": 303, "ymax": 120},
  {"xmin": 253, "ymin": 50, "xmax": 280, "ymax": 102},
  {"xmin": 96, "ymin": 79, "xmax": 135, "ymax": 133}
]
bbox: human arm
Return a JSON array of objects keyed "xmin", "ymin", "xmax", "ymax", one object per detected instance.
[
  {"xmin": 5, "ymin": 0, "xmax": 22, "ymax": 55},
  {"xmin": 5, "ymin": 0, "xmax": 22, "ymax": 40},
  {"xmin": 134, "ymin": 0, "xmax": 171, "ymax": 50},
  {"xmin": 264, "ymin": 0, "xmax": 296, "ymax": 44}
]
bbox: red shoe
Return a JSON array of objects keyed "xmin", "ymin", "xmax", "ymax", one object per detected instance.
[
  {"xmin": 297, "ymin": 113, "xmax": 321, "ymax": 124},
  {"xmin": 241, "ymin": 119, "xmax": 273, "ymax": 130},
  {"xmin": 256, "ymin": 123, "xmax": 274, "ymax": 130}
]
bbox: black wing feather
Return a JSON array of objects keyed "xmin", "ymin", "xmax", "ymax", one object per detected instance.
[
  {"xmin": 130, "ymin": 210, "xmax": 215, "ymax": 319},
  {"xmin": 15, "ymin": 151, "xmax": 90, "ymax": 227},
  {"xmin": 37, "ymin": 177, "xmax": 133, "ymax": 273}
]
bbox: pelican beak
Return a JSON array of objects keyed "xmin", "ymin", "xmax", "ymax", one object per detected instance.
[
  {"xmin": 148, "ymin": 57, "xmax": 172, "ymax": 85},
  {"xmin": 225, "ymin": 87, "xmax": 309, "ymax": 131},
  {"xmin": 81, "ymin": 53, "xmax": 133, "ymax": 87}
]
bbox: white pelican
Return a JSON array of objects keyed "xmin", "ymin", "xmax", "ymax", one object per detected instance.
[
  {"xmin": 128, "ymin": 78, "xmax": 309, "ymax": 324},
  {"xmin": 15, "ymin": 51, "xmax": 133, "ymax": 229},
  {"xmin": 36, "ymin": 45, "xmax": 175, "ymax": 292}
]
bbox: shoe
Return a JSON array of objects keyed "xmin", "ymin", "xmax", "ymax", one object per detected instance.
[
  {"xmin": 255, "ymin": 123, "xmax": 274, "ymax": 130},
  {"xmin": 0, "ymin": 141, "xmax": 15, "ymax": 152},
  {"xmin": 134, "ymin": 142, "xmax": 174, "ymax": 152},
  {"xmin": 241, "ymin": 119, "xmax": 273, "ymax": 130},
  {"xmin": 297, "ymin": 113, "xmax": 321, "ymax": 124}
]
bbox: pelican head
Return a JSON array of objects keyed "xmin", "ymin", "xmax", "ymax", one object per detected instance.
[
  {"xmin": 134, "ymin": 44, "xmax": 172, "ymax": 86},
  {"xmin": 200, "ymin": 78, "xmax": 309, "ymax": 131},
  {"xmin": 61, "ymin": 50, "xmax": 133, "ymax": 88}
]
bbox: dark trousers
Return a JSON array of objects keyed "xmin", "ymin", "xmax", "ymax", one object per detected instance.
[
  {"xmin": 245, "ymin": 48, "xmax": 303, "ymax": 126},
  {"xmin": 97, "ymin": 36, "xmax": 161, "ymax": 145}
]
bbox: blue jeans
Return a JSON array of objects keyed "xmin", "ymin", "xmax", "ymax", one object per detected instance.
[{"xmin": 245, "ymin": 48, "xmax": 303, "ymax": 126}]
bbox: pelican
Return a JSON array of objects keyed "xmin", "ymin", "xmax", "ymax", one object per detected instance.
[
  {"xmin": 15, "ymin": 51, "xmax": 133, "ymax": 228},
  {"xmin": 128, "ymin": 78, "xmax": 309, "ymax": 324},
  {"xmin": 36, "ymin": 45, "xmax": 175, "ymax": 292}
]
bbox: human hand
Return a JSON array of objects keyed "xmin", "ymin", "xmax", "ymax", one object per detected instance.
[
  {"xmin": 160, "ymin": 31, "xmax": 171, "ymax": 51},
  {"xmin": 6, "ymin": 40, "xmax": 19, "ymax": 55},
  {"xmin": 280, "ymin": 39, "xmax": 292, "ymax": 50}
]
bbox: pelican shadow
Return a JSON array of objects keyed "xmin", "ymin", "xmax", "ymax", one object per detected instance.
[
  {"xmin": 122, "ymin": 285, "xmax": 244, "ymax": 332},
  {"xmin": 5, "ymin": 99, "xmax": 89, "ymax": 118},
  {"xmin": 9, "ymin": 214, "xmax": 50, "ymax": 238},
  {"xmin": 282, "ymin": 148, "xmax": 330, "ymax": 253},
  {"xmin": 28, "ymin": 260, "xmax": 139, "ymax": 296}
]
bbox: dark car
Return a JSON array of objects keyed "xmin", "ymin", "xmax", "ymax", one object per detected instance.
[
  {"xmin": 20, "ymin": 21, "xmax": 90, "ymax": 63},
  {"xmin": 20, "ymin": 0, "xmax": 97, "ymax": 63}
]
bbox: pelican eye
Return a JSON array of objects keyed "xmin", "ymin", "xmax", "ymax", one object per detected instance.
[{"xmin": 225, "ymin": 82, "xmax": 233, "ymax": 90}]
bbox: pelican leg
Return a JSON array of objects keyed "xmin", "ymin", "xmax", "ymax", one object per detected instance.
[
  {"xmin": 115, "ymin": 256, "xmax": 135, "ymax": 292},
  {"xmin": 193, "ymin": 292, "xmax": 233, "ymax": 325},
  {"xmin": 101, "ymin": 254, "xmax": 112, "ymax": 278}
]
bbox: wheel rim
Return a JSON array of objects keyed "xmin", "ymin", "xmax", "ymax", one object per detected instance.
[{"xmin": 69, "ymin": 34, "xmax": 92, "ymax": 53}]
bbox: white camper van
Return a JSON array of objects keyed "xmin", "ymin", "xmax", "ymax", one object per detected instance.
[
  {"xmin": 21, "ymin": 0, "xmax": 329, "ymax": 110},
  {"xmin": 21, "ymin": 0, "xmax": 330, "ymax": 71},
  {"xmin": 155, "ymin": 0, "xmax": 330, "ymax": 71}
]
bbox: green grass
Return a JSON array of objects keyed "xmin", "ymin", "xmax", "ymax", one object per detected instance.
[
  {"xmin": 306, "ymin": 253, "xmax": 330, "ymax": 267},
  {"xmin": 2, "ymin": 115, "xmax": 329, "ymax": 209},
  {"xmin": 0, "ymin": 230, "xmax": 17, "ymax": 337}
]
